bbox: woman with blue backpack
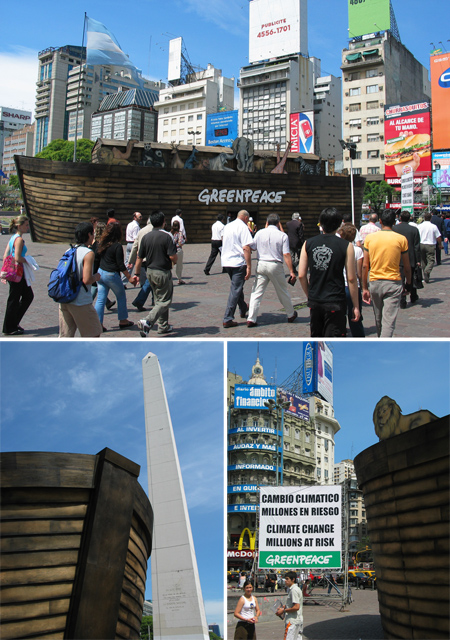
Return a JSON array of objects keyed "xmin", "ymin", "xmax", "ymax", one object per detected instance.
[
  {"xmin": 2, "ymin": 215, "xmax": 34, "ymax": 336},
  {"xmin": 58, "ymin": 221, "xmax": 103, "ymax": 337}
]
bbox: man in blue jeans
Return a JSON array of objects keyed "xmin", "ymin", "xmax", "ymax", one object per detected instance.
[{"xmin": 220, "ymin": 210, "xmax": 253, "ymax": 328}]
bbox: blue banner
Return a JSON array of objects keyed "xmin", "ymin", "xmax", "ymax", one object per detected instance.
[
  {"xmin": 228, "ymin": 504, "xmax": 259, "ymax": 512},
  {"xmin": 234, "ymin": 384, "xmax": 276, "ymax": 409},
  {"xmin": 228, "ymin": 485, "xmax": 259, "ymax": 493},
  {"xmin": 206, "ymin": 110, "xmax": 238, "ymax": 147},
  {"xmin": 302, "ymin": 343, "xmax": 315, "ymax": 394}
]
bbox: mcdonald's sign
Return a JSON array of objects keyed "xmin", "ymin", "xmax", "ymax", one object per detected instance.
[{"xmin": 238, "ymin": 528, "xmax": 257, "ymax": 550}]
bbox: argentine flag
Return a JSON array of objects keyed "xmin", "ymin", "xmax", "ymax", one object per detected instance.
[{"xmin": 86, "ymin": 16, "xmax": 139, "ymax": 74}]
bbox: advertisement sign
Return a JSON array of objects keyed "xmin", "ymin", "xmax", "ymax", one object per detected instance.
[
  {"xmin": 249, "ymin": 0, "xmax": 307, "ymax": 63},
  {"xmin": 229, "ymin": 426, "xmax": 277, "ymax": 436},
  {"xmin": 430, "ymin": 53, "xmax": 450, "ymax": 150},
  {"xmin": 234, "ymin": 384, "xmax": 276, "ymax": 409},
  {"xmin": 384, "ymin": 101, "xmax": 432, "ymax": 185},
  {"xmin": 278, "ymin": 388, "xmax": 310, "ymax": 421},
  {"xmin": 401, "ymin": 165, "xmax": 414, "ymax": 215},
  {"xmin": 168, "ymin": 37, "xmax": 182, "ymax": 83},
  {"xmin": 228, "ymin": 443, "xmax": 278, "ymax": 452},
  {"xmin": 228, "ymin": 504, "xmax": 259, "ymax": 512},
  {"xmin": 432, "ymin": 151, "xmax": 450, "ymax": 190},
  {"xmin": 290, "ymin": 111, "xmax": 314, "ymax": 154},
  {"xmin": 316, "ymin": 342, "xmax": 333, "ymax": 406},
  {"xmin": 259, "ymin": 486, "xmax": 342, "ymax": 569},
  {"xmin": 302, "ymin": 343, "xmax": 315, "ymax": 395},
  {"xmin": 228, "ymin": 485, "xmax": 259, "ymax": 493},
  {"xmin": 0, "ymin": 107, "xmax": 32, "ymax": 128},
  {"xmin": 206, "ymin": 111, "xmax": 238, "ymax": 148},
  {"xmin": 227, "ymin": 549, "xmax": 256, "ymax": 559},
  {"xmin": 348, "ymin": 0, "xmax": 390, "ymax": 39}
]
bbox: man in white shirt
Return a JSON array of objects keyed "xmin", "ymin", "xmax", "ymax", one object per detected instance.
[
  {"xmin": 122, "ymin": 211, "xmax": 142, "ymax": 283},
  {"xmin": 276, "ymin": 571, "xmax": 303, "ymax": 640},
  {"xmin": 360, "ymin": 213, "xmax": 381, "ymax": 246},
  {"xmin": 171, "ymin": 209, "xmax": 186, "ymax": 240},
  {"xmin": 418, "ymin": 211, "xmax": 442, "ymax": 282},
  {"xmin": 221, "ymin": 210, "xmax": 253, "ymax": 327},
  {"xmin": 204, "ymin": 214, "xmax": 225, "ymax": 275},
  {"xmin": 247, "ymin": 213, "xmax": 297, "ymax": 327}
]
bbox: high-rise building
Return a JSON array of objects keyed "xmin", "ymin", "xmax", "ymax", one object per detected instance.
[
  {"xmin": 154, "ymin": 64, "xmax": 234, "ymax": 147},
  {"xmin": 91, "ymin": 89, "xmax": 158, "ymax": 142},
  {"xmin": 341, "ymin": 31, "xmax": 431, "ymax": 181},
  {"xmin": 310, "ymin": 57, "xmax": 343, "ymax": 161},
  {"xmin": 2, "ymin": 123, "xmax": 35, "ymax": 180},
  {"xmin": 35, "ymin": 45, "xmax": 85, "ymax": 154}
]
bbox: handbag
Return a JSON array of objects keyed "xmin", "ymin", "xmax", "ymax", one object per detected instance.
[
  {"xmin": 413, "ymin": 265, "xmax": 424, "ymax": 290},
  {"xmin": 1, "ymin": 254, "xmax": 24, "ymax": 283}
]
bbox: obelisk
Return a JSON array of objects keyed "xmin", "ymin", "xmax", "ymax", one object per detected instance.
[{"xmin": 142, "ymin": 353, "xmax": 209, "ymax": 640}]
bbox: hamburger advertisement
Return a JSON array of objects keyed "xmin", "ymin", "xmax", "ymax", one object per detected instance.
[{"xmin": 384, "ymin": 101, "xmax": 431, "ymax": 184}]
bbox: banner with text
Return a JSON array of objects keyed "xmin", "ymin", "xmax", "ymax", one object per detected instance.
[
  {"xmin": 234, "ymin": 384, "xmax": 276, "ymax": 409},
  {"xmin": 259, "ymin": 485, "xmax": 342, "ymax": 569}
]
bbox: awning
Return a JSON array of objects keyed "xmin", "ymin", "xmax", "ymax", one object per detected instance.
[
  {"xmin": 362, "ymin": 49, "xmax": 379, "ymax": 56},
  {"xmin": 346, "ymin": 53, "xmax": 362, "ymax": 61}
]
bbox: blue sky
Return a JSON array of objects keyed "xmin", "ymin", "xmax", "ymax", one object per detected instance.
[
  {"xmin": 0, "ymin": 340, "xmax": 224, "ymax": 630},
  {"xmin": 227, "ymin": 340, "xmax": 450, "ymax": 461},
  {"xmin": 1, "ymin": 0, "xmax": 448, "ymax": 114}
]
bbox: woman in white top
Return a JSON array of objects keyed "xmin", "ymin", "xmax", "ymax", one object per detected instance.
[{"xmin": 234, "ymin": 581, "xmax": 261, "ymax": 639}]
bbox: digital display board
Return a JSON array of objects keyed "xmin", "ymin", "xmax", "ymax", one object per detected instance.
[
  {"xmin": 249, "ymin": 0, "xmax": 308, "ymax": 63},
  {"xmin": 348, "ymin": 0, "xmax": 390, "ymax": 39},
  {"xmin": 206, "ymin": 111, "xmax": 238, "ymax": 148},
  {"xmin": 433, "ymin": 151, "xmax": 450, "ymax": 191}
]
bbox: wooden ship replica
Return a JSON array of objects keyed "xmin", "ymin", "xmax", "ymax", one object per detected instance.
[
  {"xmin": 15, "ymin": 137, "xmax": 365, "ymax": 244},
  {"xmin": 0, "ymin": 448, "xmax": 153, "ymax": 640}
]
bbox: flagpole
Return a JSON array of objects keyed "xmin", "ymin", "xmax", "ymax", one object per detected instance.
[{"xmin": 73, "ymin": 13, "xmax": 87, "ymax": 163}]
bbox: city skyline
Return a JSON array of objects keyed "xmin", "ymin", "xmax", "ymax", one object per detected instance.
[
  {"xmin": 1, "ymin": 0, "xmax": 447, "ymax": 114},
  {"xmin": 227, "ymin": 340, "xmax": 450, "ymax": 463},
  {"xmin": 0, "ymin": 341, "xmax": 224, "ymax": 629}
]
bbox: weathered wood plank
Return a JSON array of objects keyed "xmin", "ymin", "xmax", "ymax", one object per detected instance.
[{"xmin": 1, "ymin": 549, "xmax": 80, "ymax": 570}]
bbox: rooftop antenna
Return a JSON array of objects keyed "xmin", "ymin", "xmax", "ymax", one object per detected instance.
[{"xmin": 389, "ymin": 1, "xmax": 401, "ymax": 43}]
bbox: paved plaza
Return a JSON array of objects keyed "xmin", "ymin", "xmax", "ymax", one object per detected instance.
[
  {"xmin": 227, "ymin": 587, "xmax": 384, "ymax": 639},
  {"xmin": 1, "ymin": 233, "xmax": 449, "ymax": 338}
]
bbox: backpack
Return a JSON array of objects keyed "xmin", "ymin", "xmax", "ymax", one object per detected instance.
[{"xmin": 48, "ymin": 245, "xmax": 87, "ymax": 303}]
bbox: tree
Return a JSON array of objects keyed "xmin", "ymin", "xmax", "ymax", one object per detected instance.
[
  {"xmin": 36, "ymin": 138, "xmax": 94, "ymax": 163},
  {"xmin": 363, "ymin": 181, "xmax": 396, "ymax": 214},
  {"xmin": 9, "ymin": 175, "xmax": 20, "ymax": 189},
  {"xmin": 140, "ymin": 615, "xmax": 152, "ymax": 640}
]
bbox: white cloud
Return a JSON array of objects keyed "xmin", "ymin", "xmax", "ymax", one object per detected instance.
[
  {"xmin": 183, "ymin": 0, "xmax": 248, "ymax": 36},
  {"xmin": 204, "ymin": 599, "xmax": 225, "ymax": 627},
  {"xmin": 0, "ymin": 47, "xmax": 38, "ymax": 115}
]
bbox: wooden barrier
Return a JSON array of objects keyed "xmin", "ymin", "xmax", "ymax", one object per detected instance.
[{"xmin": 0, "ymin": 449, "xmax": 153, "ymax": 640}]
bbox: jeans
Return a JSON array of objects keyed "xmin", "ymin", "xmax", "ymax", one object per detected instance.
[
  {"xmin": 223, "ymin": 265, "xmax": 248, "ymax": 323},
  {"xmin": 133, "ymin": 276, "xmax": 154, "ymax": 307},
  {"xmin": 95, "ymin": 269, "xmax": 128, "ymax": 324}
]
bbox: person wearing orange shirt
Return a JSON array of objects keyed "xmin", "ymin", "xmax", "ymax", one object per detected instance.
[{"xmin": 362, "ymin": 209, "xmax": 411, "ymax": 338}]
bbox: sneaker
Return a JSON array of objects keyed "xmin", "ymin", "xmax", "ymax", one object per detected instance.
[
  {"xmin": 137, "ymin": 318, "xmax": 152, "ymax": 337},
  {"xmin": 157, "ymin": 325, "xmax": 174, "ymax": 335}
]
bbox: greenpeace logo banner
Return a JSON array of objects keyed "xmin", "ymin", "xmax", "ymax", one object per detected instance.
[
  {"xmin": 234, "ymin": 384, "xmax": 276, "ymax": 409},
  {"xmin": 258, "ymin": 485, "xmax": 342, "ymax": 569}
]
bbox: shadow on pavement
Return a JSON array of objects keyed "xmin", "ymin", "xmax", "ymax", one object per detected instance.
[{"xmin": 304, "ymin": 614, "xmax": 384, "ymax": 639}]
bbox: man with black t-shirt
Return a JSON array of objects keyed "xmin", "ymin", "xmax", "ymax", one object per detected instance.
[
  {"xmin": 134, "ymin": 211, "xmax": 177, "ymax": 336},
  {"xmin": 298, "ymin": 207, "xmax": 360, "ymax": 337}
]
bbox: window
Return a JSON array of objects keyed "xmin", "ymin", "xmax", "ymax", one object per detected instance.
[
  {"xmin": 351, "ymin": 135, "xmax": 361, "ymax": 143},
  {"xmin": 366, "ymin": 69, "xmax": 379, "ymax": 78},
  {"xmin": 188, "ymin": 102, "xmax": 194, "ymax": 109},
  {"xmin": 349, "ymin": 119, "xmax": 361, "ymax": 128},
  {"xmin": 349, "ymin": 103, "xmax": 361, "ymax": 112},
  {"xmin": 368, "ymin": 167, "xmax": 380, "ymax": 174},
  {"xmin": 197, "ymin": 114, "xmax": 202, "ymax": 120},
  {"xmin": 171, "ymin": 106, "xmax": 177, "ymax": 112},
  {"xmin": 295, "ymin": 429, "xmax": 300, "ymax": 440},
  {"xmin": 188, "ymin": 115, "xmax": 193, "ymax": 122},
  {"xmin": 349, "ymin": 87, "xmax": 361, "ymax": 96},
  {"xmin": 196, "ymin": 101, "xmax": 203, "ymax": 108},
  {"xmin": 171, "ymin": 118, "xmax": 177, "ymax": 124},
  {"xmin": 367, "ymin": 117, "xmax": 379, "ymax": 126},
  {"xmin": 367, "ymin": 84, "xmax": 379, "ymax": 94},
  {"xmin": 368, "ymin": 149, "xmax": 380, "ymax": 158},
  {"xmin": 179, "ymin": 116, "xmax": 185, "ymax": 123},
  {"xmin": 352, "ymin": 167, "xmax": 362, "ymax": 175},
  {"xmin": 348, "ymin": 72, "xmax": 361, "ymax": 81},
  {"xmin": 367, "ymin": 133, "xmax": 380, "ymax": 142},
  {"xmin": 367, "ymin": 100, "xmax": 379, "ymax": 109}
]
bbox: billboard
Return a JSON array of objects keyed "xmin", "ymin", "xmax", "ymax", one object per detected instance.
[
  {"xmin": 249, "ymin": 0, "xmax": 307, "ymax": 64},
  {"xmin": 290, "ymin": 111, "xmax": 314, "ymax": 154},
  {"xmin": 206, "ymin": 111, "xmax": 238, "ymax": 148},
  {"xmin": 384, "ymin": 101, "xmax": 432, "ymax": 185},
  {"xmin": 234, "ymin": 384, "xmax": 276, "ymax": 409},
  {"xmin": 0, "ymin": 107, "xmax": 32, "ymax": 128},
  {"xmin": 278, "ymin": 389, "xmax": 310, "ymax": 421},
  {"xmin": 258, "ymin": 486, "xmax": 342, "ymax": 569},
  {"xmin": 302, "ymin": 342, "xmax": 333, "ymax": 405},
  {"xmin": 348, "ymin": 0, "xmax": 390, "ymax": 39},
  {"xmin": 430, "ymin": 53, "xmax": 450, "ymax": 150},
  {"xmin": 168, "ymin": 37, "xmax": 182, "ymax": 84},
  {"xmin": 433, "ymin": 151, "xmax": 450, "ymax": 191},
  {"xmin": 400, "ymin": 165, "xmax": 414, "ymax": 215}
]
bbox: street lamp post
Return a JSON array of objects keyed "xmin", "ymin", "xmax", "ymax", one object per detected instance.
[
  {"xmin": 339, "ymin": 139, "xmax": 358, "ymax": 225},
  {"xmin": 264, "ymin": 397, "xmax": 290, "ymax": 486},
  {"xmin": 188, "ymin": 130, "xmax": 201, "ymax": 145}
]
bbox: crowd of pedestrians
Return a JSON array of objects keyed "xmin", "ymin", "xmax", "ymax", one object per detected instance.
[{"xmin": 1, "ymin": 206, "xmax": 448, "ymax": 338}]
